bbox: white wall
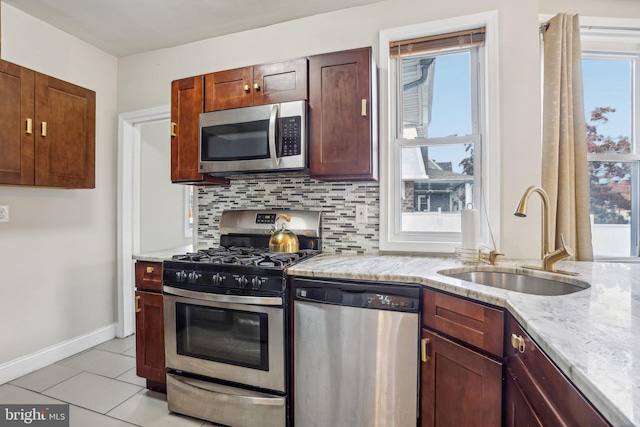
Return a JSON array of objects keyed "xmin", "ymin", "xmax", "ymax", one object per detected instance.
[
  {"xmin": 140, "ymin": 120, "xmax": 191, "ymax": 252},
  {"xmin": 116, "ymin": 0, "xmax": 640, "ymax": 260},
  {"xmin": 0, "ymin": 3, "xmax": 118, "ymax": 371}
]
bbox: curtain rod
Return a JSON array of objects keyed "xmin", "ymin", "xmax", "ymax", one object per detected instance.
[
  {"xmin": 580, "ymin": 25, "xmax": 640, "ymax": 32},
  {"xmin": 540, "ymin": 22, "xmax": 640, "ymax": 33}
]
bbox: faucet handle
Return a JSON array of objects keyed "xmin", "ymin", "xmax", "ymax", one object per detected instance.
[
  {"xmin": 558, "ymin": 234, "xmax": 574, "ymax": 257},
  {"xmin": 488, "ymin": 250, "xmax": 504, "ymax": 265}
]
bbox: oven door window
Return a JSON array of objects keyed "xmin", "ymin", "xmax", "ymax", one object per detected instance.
[
  {"xmin": 201, "ymin": 120, "xmax": 270, "ymax": 161},
  {"xmin": 175, "ymin": 303, "xmax": 269, "ymax": 371}
]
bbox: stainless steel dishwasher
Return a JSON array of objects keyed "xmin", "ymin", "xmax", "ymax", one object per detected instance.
[{"xmin": 293, "ymin": 277, "xmax": 420, "ymax": 427}]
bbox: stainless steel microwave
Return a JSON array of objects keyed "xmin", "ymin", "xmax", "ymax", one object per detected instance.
[{"xmin": 198, "ymin": 100, "xmax": 307, "ymax": 175}]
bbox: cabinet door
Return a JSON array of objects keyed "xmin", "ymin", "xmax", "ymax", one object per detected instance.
[
  {"xmin": 505, "ymin": 316, "xmax": 610, "ymax": 426},
  {"xmin": 308, "ymin": 47, "xmax": 378, "ymax": 181},
  {"xmin": 135, "ymin": 290, "xmax": 166, "ymax": 384},
  {"xmin": 204, "ymin": 67, "xmax": 253, "ymax": 111},
  {"xmin": 253, "ymin": 58, "xmax": 307, "ymax": 105},
  {"xmin": 0, "ymin": 60, "xmax": 35, "ymax": 185},
  {"xmin": 420, "ymin": 328, "xmax": 502, "ymax": 427},
  {"xmin": 170, "ymin": 76, "xmax": 227, "ymax": 185},
  {"xmin": 34, "ymin": 73, "xmax": 96, "ymax": 188},
  {"xmin": 504, "ymin": 367, "xmax": 544, "ymax": 427}
]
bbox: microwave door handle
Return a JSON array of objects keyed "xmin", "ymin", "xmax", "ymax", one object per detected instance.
[{"xmin": 268, "ymin": 104, "xmax": 280, "ymax": 167}]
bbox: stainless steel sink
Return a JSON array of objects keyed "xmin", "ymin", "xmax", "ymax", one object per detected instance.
[{"xmin": 438, "ymin": 269, "xmax": 590, "ymax": 296}]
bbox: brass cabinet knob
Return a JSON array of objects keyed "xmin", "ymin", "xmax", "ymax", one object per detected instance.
[
  {"xmin": 135, "ymin": 296, "xmax": 141, "ymax": 313},
  {"xmin": 244, "ymin": 84, "xmax": 250, "ymax": 92},
  {"xmin": 254, "ymin": 83, "xmax": 260, "ymax": 91},
  {"xmin": 511, "ymin": 334, "xmax": 525, "ymax": 353},
  {"xmin": 171, "ymin": 122, "xmax": 177, "ymax": 137},
  {"xmin": 146, "ymin": 266, "xmax": 154, "ymax": 274},
  {"xmin": 421, "ymin": 337, "xmax": 430, "ymax": 362},
  {"xmin": 26, "ymin": 118, "xmax": 33, "ymax": 135}
]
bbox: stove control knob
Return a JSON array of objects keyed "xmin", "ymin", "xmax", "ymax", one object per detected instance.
[
  {"xmin": 188, "ymin": 272, "xmax": 201, "ymax": 284},
  {"xmin": 212, "ymin": 273, "xmax": 223, "ymax": 286},
  {"xmin": 251, "ymin": 277, "xmax": 263, "ymax": 289},
  {"xmin": 237, "ymin": 275, "xmax": 248, "ymax": 288},
  {"xmin": 175, "ymin": 271, "xmax": 187, "ymax": 282}
]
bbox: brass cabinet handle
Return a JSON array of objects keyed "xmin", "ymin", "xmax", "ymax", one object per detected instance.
[
  {"xmin": 511, "ymin": 334, "xmax": 525, "ymax": 353},
  {"xmin": 135, "ymin": 296, "xmax": 141, "ymax": 313},
  {"xmin": 146, "ymin": 266, "xmax": 154, "ymax": 274},
  {"xmin": 253, "ymin": 83, "xmax": 260, "ymax": 91},
  {"xmin": 26, "ymin": 118, "xmax": 33, "ymax": 135},
  {"xmin": 41, "ymin": 122, "xmax": 47, "ymax": 137},
  {"xmin": 361, "ymin": 99, "xmax": 367, "ymax": 117},
  {"xmin": 421, "ymin": 337, "xmax": 430, "ymax": 362},
  {"xmin": 171, "ymin": 122, "xmax": 177, "ymax": 137},
  {"xmin": 244, "ymin": 84, "xmax": 250, "ymax": 92}
]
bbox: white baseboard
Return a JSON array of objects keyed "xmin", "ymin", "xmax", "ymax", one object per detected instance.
[{"xmin": 0, "ymin": 323, "xmax": 118, "ymax": 385}]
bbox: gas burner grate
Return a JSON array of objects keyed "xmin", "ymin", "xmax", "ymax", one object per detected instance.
[{"xmin": 171, "ymin": 246, "xmax": 319, "ymax": 268}]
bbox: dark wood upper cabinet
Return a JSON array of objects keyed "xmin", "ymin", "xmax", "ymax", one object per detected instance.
[
  {"xmin": 0, "ymin": 59, "xmax": 95, "ymax": 188},
  {"xmin": 204, "ymin": 58, "xmax": 307, "ymax": 112},
  {"xmin": 0, "ymin": 60, "xmax": 35, "ymax": 186},
  {"xmin": 34, "ymin": 73, "xmax": 95, "ymax": 188},
  {"xmin": 308, "ymin": 47, "xmax": 378, "ymax": 181},
  {"xmin": 170, "ymin": 75, "xmax": 228, "ymax": 185},
  {"xmin": 204, "ymin": 67, "xmax": 253, "ymax": 112},
  {"xmin": 253, "ymin": 59, "xmax": 307, "ymax": 106}
]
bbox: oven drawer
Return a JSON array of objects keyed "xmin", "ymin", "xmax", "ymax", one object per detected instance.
[{"xmin": 167, "ymin": 373, "xmax": 287, "ymax": 427}]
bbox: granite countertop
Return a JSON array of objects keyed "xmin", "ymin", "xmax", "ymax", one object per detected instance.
[
  {"xmin": 287, "ymin": 254, "xmax": 640, "ymax": 427},
  {"xmin": 133, "ymin": 247, "xmax": 639, "ymax": 425},
  {"xmin": 132, "ymin": 245, "xmax": 194, "ymax": 262}
]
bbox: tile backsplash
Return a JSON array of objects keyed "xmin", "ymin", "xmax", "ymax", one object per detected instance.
[{"xmin": 197, "ymin": 175, "xmax": 380, "ymax": 253}]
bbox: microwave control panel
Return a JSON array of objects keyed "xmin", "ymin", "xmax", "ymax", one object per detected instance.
[{"xmin": 278, "ymin": 116, "xmax": 302, "ymax": 157}]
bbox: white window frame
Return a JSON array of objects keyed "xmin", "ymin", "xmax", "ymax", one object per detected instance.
[
  {"xmin": 379, "ymin": 11, "xmax": 501, "ymax": 253},
  {"xmin": 575, "ymin": 15, "xmax": 640, "ymax": 260}
]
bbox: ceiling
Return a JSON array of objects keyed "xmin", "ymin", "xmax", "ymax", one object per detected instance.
[{"xmin": 3, "ymin": 0, "xmax": 383, "ymax": 57}]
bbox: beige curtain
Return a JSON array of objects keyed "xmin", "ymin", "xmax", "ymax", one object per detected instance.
[{"xmin": 542, "ymin": 13, "xmax": 594, "ymax": 261}]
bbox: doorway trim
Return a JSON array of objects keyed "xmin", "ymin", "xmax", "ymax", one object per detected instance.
[{"xmin": 116, "ymin": 105, "xmax": 170, "ymax": 338}]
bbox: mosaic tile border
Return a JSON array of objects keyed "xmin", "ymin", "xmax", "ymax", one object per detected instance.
[{"xmin": 197, "ymin": 175, "xmax": 380, "ymax": 254}]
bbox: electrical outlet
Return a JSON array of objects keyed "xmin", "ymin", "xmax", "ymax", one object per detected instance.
[
  {"xmin": 0, "ymin": 205, "xmax": 9, "ymax": 223},
  {"xmin": 356, "ymin": 205, "xmax": 367, "ymax": 224}
]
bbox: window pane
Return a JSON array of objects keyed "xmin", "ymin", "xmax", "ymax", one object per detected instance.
[
  {"xmin": 589, "ymin": 160, "xmax": 634, "ymax": 257},
  {"xmin": 401, "ymin": 144, "xmax": 474, "ymax": 232},
  {"xmin": 582, "ymin": 58, "xmax": 632, "ymax": 154},
  {"xmin": 401, "ymin": 52, "xmax": 472, "ymax": 139}
]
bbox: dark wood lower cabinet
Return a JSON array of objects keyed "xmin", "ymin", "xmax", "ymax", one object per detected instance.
[
  {"xmin": 420, "ymin": 328, "xmax": 502, "ymax": 427},
  {"xmin": 504, "ymin": 367, "xmax": 544, "ymax": 427},
  {"xmin": 504, "ymin": 314, "xmax": 610, "ymax": 426},
  {"xmin": 135, "ymin": 290, "xmax": 166, "ymax": 392}
]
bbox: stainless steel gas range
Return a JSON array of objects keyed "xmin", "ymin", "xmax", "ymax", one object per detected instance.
[{"xmin": 162, "ymin": 209, "xmax": 321, "ymax": 427}]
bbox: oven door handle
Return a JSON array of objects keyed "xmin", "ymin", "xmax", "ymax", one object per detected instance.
[
  {"xmin": 163, "ymin": 285, "xmax": 283, "ymax": 306},
  {"xmin": 173, "ymin": 375, "xmax": 285, "ymax": 406}
]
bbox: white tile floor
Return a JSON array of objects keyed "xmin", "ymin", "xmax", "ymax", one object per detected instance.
[{"xmin": 1, "ymin": 336, "xmax": 216, "ymax": 427}]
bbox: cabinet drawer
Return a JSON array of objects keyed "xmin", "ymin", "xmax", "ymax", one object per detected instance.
[
  {"xmin": 505, "ymin": 316, "xmax": 610, "ymax": 426},
  {"xmin": 422, "ymin": 288, "xmax": 503, "ymax": 357},
  {"xmin": 135, "ymin": 261, "xmax": 162, "ymax": 292}
]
